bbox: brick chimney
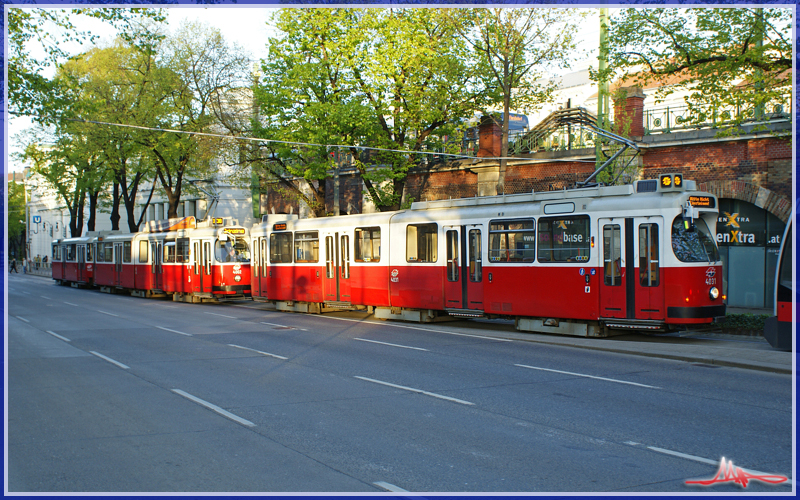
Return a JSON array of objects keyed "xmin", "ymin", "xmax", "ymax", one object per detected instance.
[
  {"xmin": 478, "ymin": 115, "xmax": 502, "ymax": 158},
  {"xmin": 613, "ymin": 86, "xmax": 646, "ymax": 138}
]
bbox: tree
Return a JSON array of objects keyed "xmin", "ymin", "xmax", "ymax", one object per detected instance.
[
  {"xmin": 22, "ymin": 134, "xmax": 106, "ymax": 238},
  {"xmin": 605, "ymin": 8, "xmax": 792, "ymax": 132},
  {"xmin": 456, "ymin": 8, "xmax": 583, "ymax": 193},
  {"xmin": 142, "ymin": 20, "xmax": 252, "ymax": 219},
  {"xmin": 253, "ymin": 8, "xmax": 370, "ymax": 217},
  {"xmin": 6, "ymin": 181, "xmax": 28, "ymax": 259},
  {"xmin": 7, "ymin": 7, "xmax": 165, "ymax": 119},
  {"xmin": 254, "ymin": 8, "xmax": 491, "ymax": 214},
  {"xmin": 56, "ymin": 41, "xmax": 162, "ymax": 232}
]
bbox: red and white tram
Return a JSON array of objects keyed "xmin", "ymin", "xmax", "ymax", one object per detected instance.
[
  {"xmin": 52, "ymin": 231, "xmax": 115, "ymax": 287},
  {"xmin": 53, "ymin": 217, "xmax": 251, "ymax": 301},
  {"xmin": 251, "ymin": 174, "xmax": 726, "ymax": 336}
]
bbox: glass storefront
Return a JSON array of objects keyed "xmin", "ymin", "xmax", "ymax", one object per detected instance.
[{"xmin": 716, "ymin": 199, "xmax": 786, "ymax": 309}]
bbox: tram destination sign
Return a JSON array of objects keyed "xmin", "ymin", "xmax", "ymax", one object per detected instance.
[{"xmin": 689, "ymin": 196, "xmax": 715, "ymax": 208}]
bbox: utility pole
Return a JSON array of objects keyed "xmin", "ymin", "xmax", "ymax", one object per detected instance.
[{"xmin": 596, "ymin": 8, "xmax": 610, "ymax": 168}]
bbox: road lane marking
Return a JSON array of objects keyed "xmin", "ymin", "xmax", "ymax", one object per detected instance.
[
  {"xmin": 515, "ymin": 364, "xmax": 660, "ymax": 389},
  {"xmin": 22, "ymin": 291, "xmax": 30, "ymax": 294},
  {"xmin": 320, "ymin": 315, "xmax": 512, "ymax": 342},
  {"xmin": 228, "ymin": 344, "xmax": 288, "ymax": 360},
  {"xmin": 630, "ymin": 443, "xmax": 793, "ymax": 486},
  {"xmin": 171, "ymin": 389, "xmax": 255, "ymax": 428},
  {"xmin": 90, "ymin": 351, "xmax": 130, "ymax": 370},
  {"xmin": 46, "ymin": 330, "xmax": 71, "ymax": 342},
  {"xmin": 261, "ymin": 321, "xmax": 307, "ymax": 331},
  {"xmin": 355, "ymin": 376, "xmax": 474, "ymax": 406},
  {"xmin": 14, "ymin": 316, "xmax": 30, "ymax": 323},
  {"xmin": 156, "ymin": 326, "xmax": 193, "ymax": 337},
  {"xmin": 97, "ymin": 310, "xmax": 119, "ymax": 317},
  {"xmin": 374, "ymin": 481, "xmax": 409, "ymax": 493},
  {"xmin": 354, "ymin": 338, "xmax": 428, "ymax": 351},
  {"xmin": 63, "ymin": 301, "xmax": 79, "ymax": 306},
  {"xmin": 205, "ymin": 312, "xmax": 238, "ymax": 319},
  {"xmin": 40, "ymin": 295, "xmax": 52, "ymax": 299}
]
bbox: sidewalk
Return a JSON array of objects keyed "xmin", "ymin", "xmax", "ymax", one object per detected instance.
[{"xmin": 19, "ymin": 270, "xmax": 794, "ymax": 375}]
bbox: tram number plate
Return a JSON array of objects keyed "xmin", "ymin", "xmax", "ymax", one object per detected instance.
[{"xmin": 705, "ymin": 277, "xmax": 717, "ymax": 285}]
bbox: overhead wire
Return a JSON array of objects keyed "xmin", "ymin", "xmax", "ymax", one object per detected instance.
[{"xmin": 8, "ymin": 109, "xmax": 598, "ymax": 163}]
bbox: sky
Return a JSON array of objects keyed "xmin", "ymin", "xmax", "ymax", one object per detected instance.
[{"xmin": 5, "ymin": 6, "xmax": 605, "ymax": 172}]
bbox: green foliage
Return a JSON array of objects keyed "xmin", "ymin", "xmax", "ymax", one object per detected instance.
[
  {"xmin": 605, "ymin": 8, "xmax": 792, "ymax": 134},
  {"xmin": 6, "ymin": 181, "xmax": 28, "ymax": 258},
  {"xmin": 719, "ymin": 313, "xmax": 772, "ymax": 331},
  {"xmin": 7, "ymin": 7, "xmax": 165, "ymax": 119},
  {"xmin": 254, "ymin": 8, "xmax": 496, "ymax": 213}
]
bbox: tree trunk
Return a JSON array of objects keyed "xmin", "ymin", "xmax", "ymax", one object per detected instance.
[{"xmin": 110, "ymin": 181, "xmax": 121, "ymax": 231}]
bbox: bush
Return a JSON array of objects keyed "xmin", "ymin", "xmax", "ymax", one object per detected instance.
[{"xmin": 719, "ymin": 313, "xmax": 771, "ymax": 331}]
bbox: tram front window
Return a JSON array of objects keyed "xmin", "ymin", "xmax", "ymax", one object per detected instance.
[
  {"xmin": 216, "ymin": 237, "xmax": 251, "ymax": 263},
  {"xmin": 671, "ymin": 216, "xmax": 720, "ymax": 262}
]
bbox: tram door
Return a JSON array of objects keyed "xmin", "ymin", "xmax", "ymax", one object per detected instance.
[
  {"xmin": 192, "ymin": 240, "xmax": 213, "ymax": 294},
  {"xmin": 443, "ymin": 226, "xmax": 484, "ymax": 311},
  {"xmin": 76, "ymin": 245, "xmax": 85, "ymax": 283},
  {"xmin": 634, "ymin": 218, "xmax": 664, "ymax": 320},
  {"xmin": 599, "ymin": 217, "xmax": 664, "ymax": 320},
  {"xmin": 258, "ymin": 238, "xmax": 268, "ymax": 298},
  {"xmin": 113, "ymin": 243, "xmax": 124, "ymax": 286},
  {"xmin": 323, "ymin": 232, "xmax": 351, "ymax": 304},
  {"xmin": 151, "ymin": 241, "xmax": 163, "ymax": 291},
  {"xmin": 251, "ymin": 238, "xmax": 262, "ymax": 298}
]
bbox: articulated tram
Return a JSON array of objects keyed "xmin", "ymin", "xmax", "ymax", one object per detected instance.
[
  {"xmin": 52, "ymin": 216, "xmax": 251, "ymax": 301},
  {"xmin": 51, "ymin": 174, "xmax": 726, "ymax": 337},
  {"xmin": 250, "ymin": 174, "xmax": 726, "ymax": 336}
]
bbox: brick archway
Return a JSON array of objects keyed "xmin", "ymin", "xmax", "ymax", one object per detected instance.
[{"xmin": 698, "ymin": 180, "xmax": 792, "ymax": 223}]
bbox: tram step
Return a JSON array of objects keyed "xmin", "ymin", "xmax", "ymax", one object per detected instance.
[
  {"xmin": 445, "ymin": 308, "xmax": 485, "ymax": 318},
  {"xmin": 324, "ymin": 301, "xmax": 353, "ymax": 309}
]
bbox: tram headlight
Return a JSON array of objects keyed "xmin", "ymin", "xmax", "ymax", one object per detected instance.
[{"xmin": 709, "ymin": 287, "xmax": 720, "ymax": 300}]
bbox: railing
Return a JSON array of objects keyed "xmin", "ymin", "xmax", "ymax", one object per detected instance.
[{"xmin": 644, "ymin": 96, "xmax": 792, "ymax": 135}]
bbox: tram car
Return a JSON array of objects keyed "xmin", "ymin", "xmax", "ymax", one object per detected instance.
[
  {"xmin": 251, "ymin": 174, "xmax": 726, "ymax": 337},
  {"xmin": 53, "ymin": 216, "xmax": 251, "ymax": 301},
  {"xmin": 51, "ymin": 231, "xmax": 117, "ymax": 287}
]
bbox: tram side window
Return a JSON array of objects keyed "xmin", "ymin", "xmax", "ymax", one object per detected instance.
[
  {"xmin": 52, "ymin": 245, "xmax": 60, "ymax": 261},
  {"xmin": 123, "ymin": 241, "xmax": 132, "ymax": 263},
  {"xmin": 778, "ymin": 225, "xmax": 793, "ymax": 291},
  {"xmin": 603, "ymin": 224, "xmax": 622, "ymax": 286},
  {"xmin": 139, "ymin": 241, "xmax": 149, "ymax": 263},
  {"xmin": 355, "ymin": 227, "xmax": 381, "ymax": 262},
  {"xmin": 639, "ymin": 224, "xmax": 659, "ymax": 286},
  {"xmin": 538, "ymin": 215, "xmax": 591, "ymax": 263},
  {"xmin": 176, "ymin": 238, "xmax": 189, "ymax": 263},
  {"xmin": 489, "ymin": 219, "xmax": 535, "ymax": 262},
  {"xmin": 469, "ymin": 229, "xmax": 482, "ymax": 282},
  {"xmin": 95, "ymin": 243, "xmax": 104, "ymax": 263},
  {"xmin": 295, "ymin": 232, "xmax": 319, "ymax": 263},
  {"xmin": 66, "ymin": 244, "xmax": 76, "ymax": 262},
  {"xmin": 406, "ymin": 223, "xmax": 438, "ymax": 263},
  {"xmin": 164, "ymin": 241, "xmax": 177, "ymax": 263},
  {"xmin": 86, "ymin": 243, "xmax": 93, "ymax": 262},
  {"xmin": 103, "ymin": 242, "xmax": 114, "ymax": 263},
  {"xmin": 270, "ymin": 233, "xmax": 293, "ymax": 263},
  {"xmin": 671, "ymin": 216, "xmax": 720, "ymax": 262}
]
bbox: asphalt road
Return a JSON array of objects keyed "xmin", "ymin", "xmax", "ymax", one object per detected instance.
[{"xmin": 6, "ymin": 273, "xmax": 794, "ymax": 494}]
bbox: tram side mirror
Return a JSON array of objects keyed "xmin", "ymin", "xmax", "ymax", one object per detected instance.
[
  {"xmin": 682, "ymin": 202, "xmax": 696, "ymax": 231},
  {"xmin": 219, "ymin": 234, "xmax": 228, "ymax": 242}
]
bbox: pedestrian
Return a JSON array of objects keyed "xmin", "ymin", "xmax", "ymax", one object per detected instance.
[{"xmin": 10, "ymin": 258, "xmax": 18, "ymax": 273}]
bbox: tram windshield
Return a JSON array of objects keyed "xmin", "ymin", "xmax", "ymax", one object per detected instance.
[
  {"xmin": 671, "ymin": 216, "xmax": 720, "ymax": 262},
  {"xmin": 216, "ymin": 236, "xmax": 251, "ymax": 263}
]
